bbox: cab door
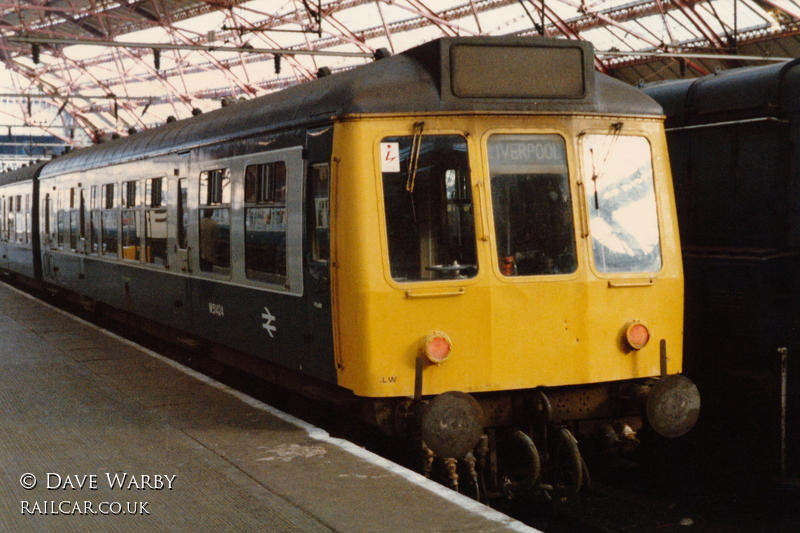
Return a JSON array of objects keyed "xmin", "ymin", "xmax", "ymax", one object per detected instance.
[{"xmin": 304, "ymin": 127, "xmax": 335, "ymax": 382}]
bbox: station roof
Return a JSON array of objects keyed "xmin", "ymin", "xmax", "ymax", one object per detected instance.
[{"xmin": 0, "ymin": 1, "xmax": 798, "ymax": 151}]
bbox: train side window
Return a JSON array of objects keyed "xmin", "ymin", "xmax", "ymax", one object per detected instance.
[
  {"xmin": 43, "ymin": 193, "xmax": 53, "ymax": 246},
  {"xmin": 244, "ymin": 161, "xmax": 287, "ymax": 283},
  {"xmin": 310, "ymin": 163, "xmax": 330, "ymax": 263},
  {"xmin": 381, "ymin": 134, "xmax": 477, "ymax": 282},
  {"xmin": 144, "ymin": 177, "xmax": 167, "ymax": 266},
  {"xmin": 580, "ymin": 135, "xmax": 662, "ymax": 273},
  {"xmin": 100, "ymin": 183, "xmax": 118, "ymax": 257},
  {"xmin": 57, "ymin": 190, "xmax": 68, "ymax": 249},
  {"xmin": 198, "ymin": 169, "xmax": 231, "ymax": 275},
  {"xmin": 488, "ymin": 135, "xmax": 577, "ymax": 276},
  {"xmin": 4, "ymin": 196, "xmax": 11, "ymax": 242},
  {"xmin": 13, "ymin": 194, "xmax": 23, "ymax": 244},
  {"xmin": 121, "ymin": 180, "xmax": 140, "ymax": 261},
  {"xmin": 89, "ymin": 186, "xmax": 100, "ymax": 254},
  {"xmin": 24, "ymin": 194, "xmax": 30, "ymax": 243},
  {"xmin": 177, "ymin": 179, "xmax": 188, "ymax": 250},
  {"xmin": 68, "ymin": 188, "xmax": 79, "ymax": 251}
]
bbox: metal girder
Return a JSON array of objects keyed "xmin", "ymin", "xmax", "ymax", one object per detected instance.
[
  {"xmin": 522, "ymin": 0, "xmax": 611, "ymax": 73},
  {"xmin": 760, "ymin": 0, "xmax": 800, "ymax": 21},
  {"xmin": 0, "ymin": 0, "xmax": 793, "ymax": 149},
  {"xmin": 670, "ymin": 0, "xmax": 728, "ymax": 49}
]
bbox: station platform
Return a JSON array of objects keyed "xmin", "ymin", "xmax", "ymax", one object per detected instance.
[{"xmin": 0, "ymin": 281, "xmax": 539, "ymax": 533}]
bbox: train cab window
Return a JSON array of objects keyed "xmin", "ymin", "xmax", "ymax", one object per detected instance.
[
  {"xmin": 100, "ymin": 183, "xmax": 118, "ymax": 257},
  {"xmin": 381, "ymin": 134, "xmax": 477, "ymax": 282},
  {"xmin": 580, "ymin": 134, "xmax": 661, "ymax": 273},
  {"xmin": 121, "ymin": 180, "xmax": 140, "ymax": 261},
  {"xmin": 488, "ymin": 135, "xmax": 577, "ymax": 276},
  {"xmin": 144, "ymin": 177, "xmax": 168, "ymax": 266},
  {"xmin": 244, "ymin": 161, "xmax": 287, "ymax": 283},
  {"xmin": 199, "ymin": 169, "xmax": 231, "ymax": 274}
]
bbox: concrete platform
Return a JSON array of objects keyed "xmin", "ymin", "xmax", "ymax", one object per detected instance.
[{"xmin": 0, "ymin": 282, "xmax": 540, "ymax": 533}]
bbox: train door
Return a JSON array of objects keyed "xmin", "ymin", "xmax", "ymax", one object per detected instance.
[
  {"xmin": 41, "ymin": 189, "xmax": 58, "ymax": 281},
  {"xmin": 169, "ymin": 174, "xmax": 194, "ymax": 332},
  {"xmin": 304, "ymin": 127, "xmax": 335, "ymax": 380}
]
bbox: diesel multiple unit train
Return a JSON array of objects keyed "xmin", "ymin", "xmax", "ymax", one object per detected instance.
[
  {"xmin": 0, "ymin": 36, "xmax": 700, "ymax": 500},
  {"xmin": 644, "ymin": 61, "xmax": 800, "ymax": 481}
]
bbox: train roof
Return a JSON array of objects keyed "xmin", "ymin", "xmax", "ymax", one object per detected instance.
[
  {"xmin": 642, "ymin": 58, "xmax": 800, "ymax": 128},
  {"xmin": 0, "ymin": 161, "xmax": 46, "ymax": 187},
  {"xmin": 38, "ymin": 36, "xmax": 662, "ymax": 179}
]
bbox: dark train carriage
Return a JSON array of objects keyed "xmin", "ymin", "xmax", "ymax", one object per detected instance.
[
  {"xmin": 0, "ymin": 162, "xmax": 43, "ymax": 280},
  {"xmin": 644, "ymin": 60, "xmax": 800, "ymax": 480}
]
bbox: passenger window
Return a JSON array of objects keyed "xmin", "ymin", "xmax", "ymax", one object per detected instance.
[
  {"xmin": 43, "ymin": 194, "xmax": 53, "ymax": 246},
  {"xmin": 24, "ymin": 194, "xmax": 30, "ymax": 243},
  {"xmin": 488, "ymin": 135, "xmax": 577, "ymax": 276},
  {"xmin": 199, "ymin": 169, "xmax": 231, "ymax": 274},
  {"xmin": 144, "ymin": 177, "xmax": 167, "ymax": 266},
  {"xmin": 14, "ymin": 195, "xmax": 23, "ymax": 244},
  {"xmin": 580, "ymin": 135, "xmax": 661, "ymax": 273},
  {"xmin": 121, "ymin": 180, "xmax": 139, "ymax": 261},
  {"xmin": 381, "ymin": 134, "xmax": 477, "ymax": 282},
  {"xmin": 310, "ymin": 163, "xmax": 330, "ymax": 263},
  {"xmin": 177, "ymin": 179, "xmax": 188, "ymax": 250},
  {"xmin": 57, "ymin": 190, "xmax": 68, "ymax": 249},
  {"xmin": 4, "ymin": 196, "xmax": 12, "ymax": 242},
  {"xmin": 244, "ymin": 161, "xmax": 287, "ymax": 283},
  {"xmin": 89, "ymin": 186, "xmax": 100, "ymax": 254},
  {"xmin": 100, "ymin": 183, "xmax": 118, "ymax": 257}
]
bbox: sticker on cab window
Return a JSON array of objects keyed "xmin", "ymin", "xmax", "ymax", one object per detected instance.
[{"xmin": 380, "ymin": 142, "xmax": 401, "ymax": 173}]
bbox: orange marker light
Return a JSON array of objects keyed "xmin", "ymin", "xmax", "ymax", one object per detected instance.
[
  {"xmin": 421, "ymin": 332, "xmax": 453, "ymax": 364},
  {"xmin": 625, "ymin": 322, "xmax": 650, "ymax": 350}
]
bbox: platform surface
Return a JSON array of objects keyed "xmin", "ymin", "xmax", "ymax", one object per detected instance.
[{"xmin": 0, "ymin": 282, "xmax": 539, "ymax": 533}]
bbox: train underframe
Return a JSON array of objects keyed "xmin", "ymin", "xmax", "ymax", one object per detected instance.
[{"xmin": 372, "ymin": 375, "xmax": 699, "ymax": 503}]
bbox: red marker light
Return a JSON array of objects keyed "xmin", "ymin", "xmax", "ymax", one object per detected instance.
[
  {"xmin": 625, "ymin": 322, "xmax": 650, "ymax": 350},
  {"xmin": 421, "ymin": 332, "xmax": 453, "ymax": 364}
]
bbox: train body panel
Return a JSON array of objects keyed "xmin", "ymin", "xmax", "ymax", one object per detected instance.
[{"xmin": 332, "ymin": 114, "xmax": 683, "ymax": 398}]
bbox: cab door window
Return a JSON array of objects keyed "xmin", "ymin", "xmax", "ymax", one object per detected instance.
[
  {"xmin": 488, "ymin": 134, "xmax": 576, "ymax": 276},
  {"xmin": 580, "ymin": 134, "xmax": 661, "ymax": 273},
  {"xmin": 310, "ymin": 163, "xmax": 330, "ymax": 262},
  {"xmin": 380, "ymin": 134, "xmax": 476, "ymax": 282}
]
